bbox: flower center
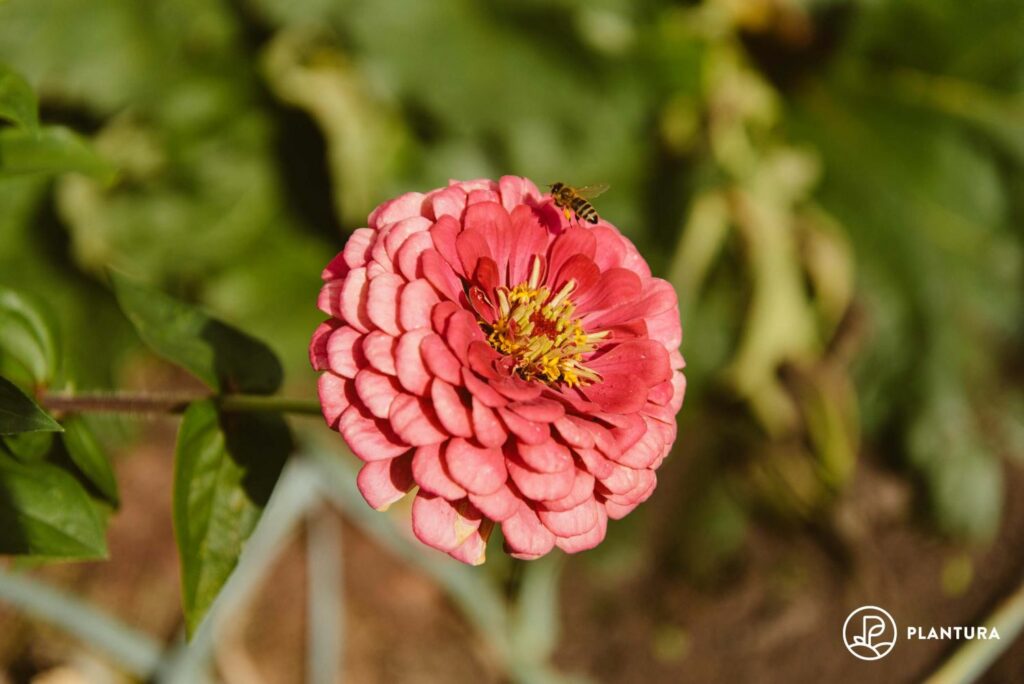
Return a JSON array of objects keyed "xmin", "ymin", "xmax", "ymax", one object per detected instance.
[{"xmin": 482, "ymin": 259, "xmax": 607, "ymax": 388}]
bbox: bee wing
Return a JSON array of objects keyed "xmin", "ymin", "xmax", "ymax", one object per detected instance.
[{"xmin": 575, "ymin": 182, "xmax": 610, "ymax": 199}]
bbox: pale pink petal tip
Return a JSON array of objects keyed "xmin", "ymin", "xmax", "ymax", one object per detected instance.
[{"xmin": 310, "ymin": 176, "xmax": 685, "ymax": 564}]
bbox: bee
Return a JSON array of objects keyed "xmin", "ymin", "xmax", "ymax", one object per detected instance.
[{"xmin": 549, "ymin": 182, "xmax": 610, "ymax": 225}]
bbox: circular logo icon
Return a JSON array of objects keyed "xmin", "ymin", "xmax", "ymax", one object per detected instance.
[{"xmin": 843, "ymin": 606, "xmax": 897, "ymax": 661}]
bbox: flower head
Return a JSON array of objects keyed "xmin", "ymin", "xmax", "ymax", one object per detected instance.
[{"xmin": 311, "ymin": 177, "xmax": 685, "ymax": 564}]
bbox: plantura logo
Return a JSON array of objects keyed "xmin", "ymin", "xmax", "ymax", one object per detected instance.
[{"xmin": 843, "ymin": 606, "xmax": 898, "ymax": 661}]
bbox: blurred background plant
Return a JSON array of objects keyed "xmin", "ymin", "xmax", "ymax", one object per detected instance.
[{"xmin": 0, "ymin": 0, "xmax": 1022, "ymax": 682}]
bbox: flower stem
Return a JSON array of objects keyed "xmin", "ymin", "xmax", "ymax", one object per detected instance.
[
  {"xmin": 217, "ymin": 394, "xmax": 323, "ymax": 416},
  {"xmin": 41, "ymin": 392, "xmax": 322, "ymax": 417}
]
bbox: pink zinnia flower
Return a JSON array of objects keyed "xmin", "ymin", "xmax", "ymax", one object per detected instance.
[{"xmin": 311, "ymin": 177, "xmax": 685, "ymax": 564}]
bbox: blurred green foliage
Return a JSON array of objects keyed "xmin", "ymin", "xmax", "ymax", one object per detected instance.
[{"xmin": 0, "ymin": 0, "xmax": 1021, "ymax": 564}]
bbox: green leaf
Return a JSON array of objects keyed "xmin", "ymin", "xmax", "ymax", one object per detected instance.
[
  {"xmin": 174, "ymin": 400, "xmax": 291, "ymax": 635},
  {"xmin": 0, "ymin": 286, "xmax": 60, "ymax": 385},
  {"xmin": 0, "ymin": 126, "xmax": 115, "ymax": 180},
  {"xmin": 2, "ymin": 431, "xmax": 54, "ymax": 461},
  {"xmin": 0, "ymin": 63, "xmax": 38, "ymax": 130},
  {"xmin": 908, "ymin": 388, "xmax": 1002, "ymax": 541},
  {"xmin": 62, "ymin": 416, "xmax": 119, "ymax": 507},
  {"xmin": 0, "ymin": 451, "xmax": 107, "ymax": 558},
  {"xmin": 0, "ymin": 376, "xmax": 61, "ymax": 435},
  {"xmin": 110, "ymin": 273, "xmax": 283, "ymax": 395}
]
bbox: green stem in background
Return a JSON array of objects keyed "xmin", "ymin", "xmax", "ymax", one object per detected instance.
[
  {"xmin": 40, "ymin": 392, "xmax": 322, "ymax": 417},
  {"xmin": 925, "ymin": 576, "xmax": 1024, "ymax": 683}
]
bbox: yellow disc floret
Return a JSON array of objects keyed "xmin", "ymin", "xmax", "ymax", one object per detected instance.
[{"xmin": 482, "ymin": 257, "xmax": 607, "ymax": 387}]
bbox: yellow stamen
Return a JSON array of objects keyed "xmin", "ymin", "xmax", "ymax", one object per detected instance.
[{"xmin": 481, "ymin": 276, "xmax": 603, "ymax": 388}]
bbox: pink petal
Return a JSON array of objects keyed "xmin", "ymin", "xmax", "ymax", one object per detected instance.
[
  {"xmin": 389, "ymin": 393, "xmax": 447, "ymax": 445},
  {"xmin": 466, "ymin": 188, "xmax": 501, "ymax": 205},
  {"xmin": 326, "ymin": 327, "xmax": 363, "ymax": 378},
  {"xmin": 586, "ymin": 421, "xmax": 619, "ymax": 456},
  {"xmin": 366, "ymin": 272, "xmax": 403, "ymax": 336},
  {"xmin": 471, "ymin": 399, "xmax": 508, "ymax": 447},
  {"xmin": 600, "ymin": 471, "xmax": 657, "ymax": 510},
  {"xmin": 507, "ymin": 457, "xmax": 574, "ymax": 501},
  {"xmin": 399, "ymin": 279, "xmax": 440, "ymax": 331},
  {"xmin": 583, "ymin": 340, "xmax": 672, "ymax": 414},
  {"xmin": 575, "ymin": 447, "xmax": 615, "ymax": 480},
  {"xmin": 555, "ymin": 505, "xmax": 608, "ymax": 553},
  {"xmin": 539, "ymin": 467, "xmax": 595, "ymax": 512},
  {"xmin": 456, "ymin": 229, "xmax": 492, "ymax": 282},
  {"xmin": 427, "ymin": 186, "xmax": 467, "ymax": 222},
  {"xmin": 601, "ymin": 412, "xmax": 646, "ymax": 453},
  {"xmin": 602, "ymin": 499, "xmax": 638, "ymax": 520},
  {"xmin": 443, "ymin": 310, "xmax": 486, "ymax": 365},
  {"xmin": 469, "ymin": 485, "xmax": 520, "ymax": 522},
  {"xmin": 538, "ymin": 496, "xmax": 599, "ymax": 538},
  {"xmin": 472, "ymin": 257, "xmax": 500, "ymax": 302},
  {"xmin": 395, "ymin": 329, "xmax": 433, "ymax": 395},
  {"xmin": 395, "ymin": 231, "xmax": 434, "ymax": 281},
  {"xmin": 411, "ymin": 493, "xmax": 481, "ymax": 553},
  {"xmin": 468, "ymin": 284, "xmax": 496, "ymax": 324},
  {"xmin": 456, "ymin": 178, "xmax": 499, "ymax": 193},
  {"xmin": 585, "ymin": 285, "xmax": 678, "ymax": 330},
  {"xmin": 590, "ymin": 226, "xmax": 631, "ymax": 272},
  {"xmin": 462, "ymin": 368, "xmax": 508, "ymax": 408},
  {"xmin": 489, "ymin": 374, "xmax": 543, "ymax": 402},
  {"xmin": 498, "ymin": 407, "xmax": 551, "ymax": 445},
  {"xmin": 646, "ymin": 304, "xmax": 683, "ymax": 352},
  {"xmin": 317, "ymin": 280, "xmax": 343, "ymax": 318},
  {"xmin": 431, "ymin": 300, "xmax": 460, "ymax": 335},
  {"xmin": 361, "ymin": 331, "xmax": 398, "ymax": 376},
  {"xmin": 341, "ymin": 228, "xmax": 374, "ymax": 270},
  {"xmin": 322, "ymin": 251, "xmax": 349, "ymax": 282},
  {"xmin": 383, "ymin": 216, "xmax": 432, "ymax": 262},
  {"xmin": 338, "ymin": 405, "xmax": 410, "ymax": 462},
  {"xmin": 612, "ymin": 417, "xmax": 665, "ymax": 469},
  {"xmin": 354, "ymin": 369, "xmax": 402, "ymax": 419},
  {"xmin": 412, "ymin": 443, "xmax": 466, "ymax": 499},
  {"xmin": 429, "ymin": 215, "xmax": 464, "ymax": 274},
  {"xmin": 368, "ymin": 192, "xmax": 426, "ymax": 230},
  {"xmin": 598, "ymin": 473, "xmax": 655, "ymax": 516},
  {"xmin": 430, "ymin": 378, "xmax": 473, "ymax": 438},
  {"xmin": 516, "ymin": 440, "xmax": 573, "ymax": 474},
  {"xmin": 467, "ymin": 340, "xmax": 501, "ymax": 377},
  {"xmin": 553, "ymin": 415, "xmax": 596, "ymax": 449},
  {"xmin": 463, "ymin": 202, "xmax": 514, "ymax": 283},
  {"xmin": 366, "ymin": 260, "xmax": 390, "ymax": 279},
  {"xmin": 444, "ymin": 437, "xmax": 507, "ymax": 496},
  {"xmin": 422, "ymin": 334, "xmax": 462, "ymax": 385},
  {"xmin": 508, "ymin": 398, "xmax": 565, "ymax": 423},
  {"xmin": 551, "ymin": 254, "xmax": 600, "ymax": 295},
  {"xmin": 498, "ymin": 175, "xmax": 541, "ymax": 213},
  {"xmin": 547, "ymin": 226, "xmax": 596, "ymax": 285},
  {"xmin": 507, "ymin": 205, "xmax": 550, "ymax": 285},
  {"xmin": 670, "ymin": 367, "xmax": 687, "ymax": 412},
  {"xmin": 641, "ymin": 279, "xmax": 679, "ymax": 317},
  {"xmin": 574, "ymin": 268, "xmax": 642, "ymax": 315},
  {"xmin": 317, "ymin": 372, "xmax": 352, "ymax": 428},
  {"xmin": 421, "ymin": 249, "xmax": 464, "ymax": 302},
  {"xmin": 596, "ymin": 462, "xmax": 646, "ymax": 496},
  {"xmin": 448, "ymin": 522, "xmax": 491, "ymax": 565},
  {"xmin": 309, "ymin": 321, "xmax": 336, "ymax": 371},
  {"xmin": 339, "ymin": 267, "xmax": 373, "ymax": 333},
  {"xmin": 501, "ymin": 505, "xmax": 555, "ymax": 559},
  {"xmin": 356, "ymin": 454, "xmax": 414, "ymax": 511},
  {"xmin": 647, "ymin": 380, "xmax": 675, "ymax": 406}
]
